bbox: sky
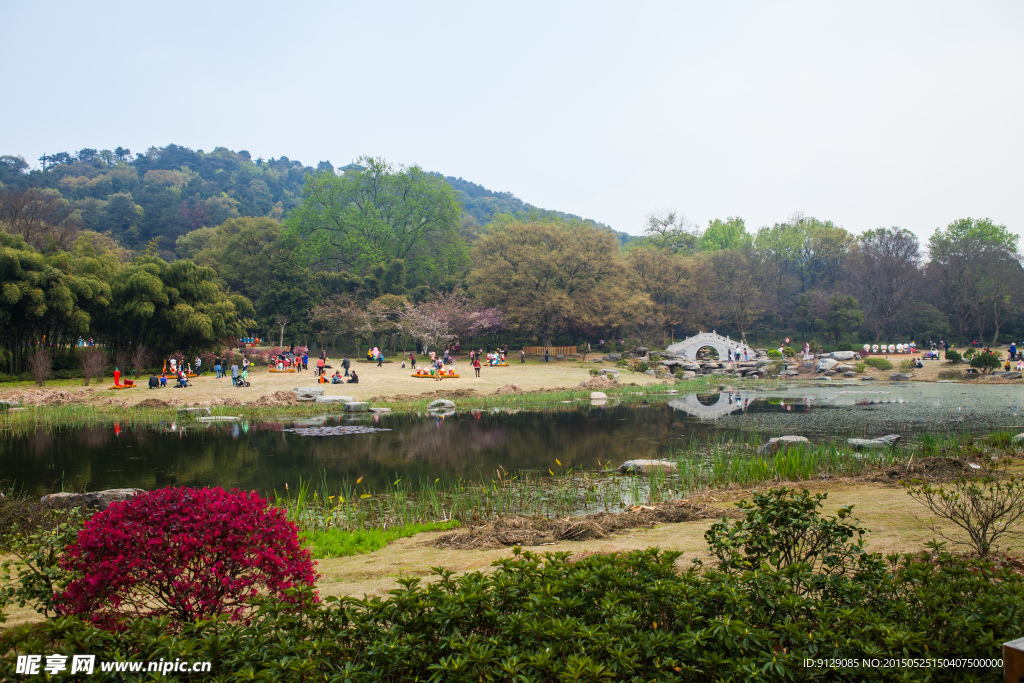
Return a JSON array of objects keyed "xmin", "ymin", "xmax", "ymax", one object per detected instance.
[{"xmin": 2, "ymin": 1, "xmax": 1022, "ymax": 241}]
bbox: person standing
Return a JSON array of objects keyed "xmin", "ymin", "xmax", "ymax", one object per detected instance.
[
  {"xmin": 377, "ymin": 352, "xmax": 383, "ymax": 368},
  {"xmin": 343, "ymin": 356, "xmax": 351, "ymax": 377},
  {"xmin": 195, "ymin": 356, "xmax": 202, "ymax": 376},
  {"xmin": 1011, "ymin": 342, "xmax": 1017, "ymax": 361},
  {"xmin": 230, "ymin": 362, "xmax": 239, "ymax": 385},
  {"xmin": 520, "ymin": 349, "xmax": 525, "ymax": 364},
  {"xmin": 316, "ymin": 356, "xmax": 325, "ymax": 377},
  {"xmin": 409, "ymin": 352, "xmax": 416, "ymax": 369},
  {"xmin": 473, "ymin": 355, "xmax": 481, "ymax": 377},
  {"xmin": 544, "ymin": 349, "xmax": 550, "ymax": 363},
  {"xmin": 214, "ymin": 356, "xmax": 222, "ymax": 378},
  {"xmin": 302, "ymin": 351, "xmax": 309, "ymax": 370}
]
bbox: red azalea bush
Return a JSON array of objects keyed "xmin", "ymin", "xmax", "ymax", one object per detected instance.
[{"xmin": 55, "ymin": 487, "xmax": 317, "ymax": 627}]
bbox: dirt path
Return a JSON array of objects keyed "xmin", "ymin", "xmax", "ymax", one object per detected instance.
[{"xmin": 0, "ymin": 357, "xmax": 668, "ymax": 407}]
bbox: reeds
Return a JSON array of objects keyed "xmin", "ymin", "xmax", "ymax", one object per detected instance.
[{"xmin": 270, "ymin": 434, "xmax": 914, "ymax": 534}]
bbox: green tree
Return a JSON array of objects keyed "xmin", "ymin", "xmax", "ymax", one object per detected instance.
[
  {"xmin": 469, "ymin": 218, "xmax": 644, "ymax": 347},
  {"xmin": 700, "ymin": 217, "xmax": 751, "ymax": 252},
  {"xmin": 285, "ymin": 157, "xmax": 466, "ymax": 288},
  {"xmin": 928, "ymin": 218, "xmax": 1020, "ymax": 344},
  {"xmin": 823, "ymin": 294, "xmax": 863, "ymax": 345}
]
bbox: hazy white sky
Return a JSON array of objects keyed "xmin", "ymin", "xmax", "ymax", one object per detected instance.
[{"xmin": 2, "ymin": 1, "xmax": 1021, "ymax": 240}]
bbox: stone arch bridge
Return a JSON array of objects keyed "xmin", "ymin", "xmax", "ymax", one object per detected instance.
[{"xmin": 665, "ymin": 331, "xmax": 754, "ymax": 362}]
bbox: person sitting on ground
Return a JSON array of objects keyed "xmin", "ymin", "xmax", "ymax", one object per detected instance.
[
  {"xmin": 916, "ymin": 357, "xmax": 924, "ymax": 369},
  {"xmin": 149, "ymin": 375, "xmax": 160, "ymax": 389},
  {"xmin": 176, "ymin": 370, "xmax": 188, "ymax": 388},
  {"xmin": 331, "ymin": 370, "xmax": 343, "ymax": 384},
  {"xmin": 347, "ymin": 371, "xmax": 359, "ymax": 384}
]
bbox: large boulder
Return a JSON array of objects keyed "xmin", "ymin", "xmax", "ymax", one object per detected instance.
[
  {"xmin": 860, "ymin": 376, "xmax": 878, "ymax": 381},
  {"xmin": 599, "ymin": 368, "xmax": 620, "ymax": 380},
  {"xmin": 889, "ymin": 373, "xmax": 913, "ymax": 381},
  {"xmin": 815, "ymin": 357, "xmax": 838, "ymax": 373},
  {"xmin": 604, "ymin": 353, "xmax": 622, "ymax": 361},
  {"xmin": 830, "ymin": 351, "xmax": 858, "ymax": 361},
  {"xmin": 835, "ymin": 364, "xmax": 855, "ymax": 372},
  {"xmin": 41, "ymin": 488, "xmax": 144, "ymax": 511},
  {"xmin": 848, "ymin": 434, "xmax": 901, "ymax": 450},
  {"xmin": 682, "ymin": 363, "xmax": 701, "ymax": 371},
  {"xmin": 682, "ymin": 371, "xmax": 696, "ymax": 378},
  {"xmin": 993, "ymin": 371, "xmax": 1023, "ymax": 380},
  {"xmin": 633, "ymin": 347, "xmax": 649, "ymax": 357},
  {"xmin": 292, "ymin": 387, "xmax": 325, "ymax": 401},
  {"xmin": 590, "ymin": 391, "xmax": 608, "ymax": 400},
  {"xmin": 757, "ymin": 435, "xmax": 811, "ymax": 455},
  {"xmin": 315, "ymin": 395, "xmax": 355, "ymax": 404},
  {"xmin": 343, "ymin": 402, "xmax": 370, "ymax": 412},
  {"xmin": 617, "ymin": 459, "xmax": 677, "ymax": 474},
  {"xmin": 428, "ymin": 399, "xmax": 456, "ymax": 411},
  {"xmin": 844, "ymin": 371, "xmax": 856, "ymax": 378}
]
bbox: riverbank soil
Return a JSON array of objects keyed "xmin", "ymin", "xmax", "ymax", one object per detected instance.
[{"xmin": 0, "ymin": 357, "xmax": 667, "ymax": 407}]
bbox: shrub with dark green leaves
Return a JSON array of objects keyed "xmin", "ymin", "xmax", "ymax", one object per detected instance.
[
  {"xmin": 864, "ymin": 357, "xmax": 893, "ymax": 371},
  {"xmin": 1, "ymin": 488, "xmax": 1018, "ymax": 682},
  {"xmin": 970, "ymin": 350, "xmax": 1001, "ymax": 374},
  {"xmin": 945, "ymin": 349, "xmax": 962, "ymax": 363}
]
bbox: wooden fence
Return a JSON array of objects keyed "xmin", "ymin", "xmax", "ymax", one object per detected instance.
[{"xmin": 522, "ymin": 346, "xmax": 579, "ymax": 356}]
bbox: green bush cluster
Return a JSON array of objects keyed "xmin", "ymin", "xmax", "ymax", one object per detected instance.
[
  {"xmin": 766, "ymin": 349, "xmax": 783, "ymax": 359},
  {"xmin": 863, "ymin": 357, "xmax": 893, "ymax": 371},
  {"xmin": 1, "ymin": 489, "xmax": 1017, "ymax": 681},
  {"xmin": 945, "ymin": 349, "xmax": 962, "ymax": 364},
  {"xmin": 970, "ymin": 351, "xmax": 1001, "ymax": 374}
]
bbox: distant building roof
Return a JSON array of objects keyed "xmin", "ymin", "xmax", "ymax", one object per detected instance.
[{"xmin": 338, "ymin": 163, "xmax": 366, "ymax": 174}]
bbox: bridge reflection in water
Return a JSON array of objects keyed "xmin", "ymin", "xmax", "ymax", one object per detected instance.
[{"xmin": 668, "ymin": 392, "xmax": 757, "ymax": 421}]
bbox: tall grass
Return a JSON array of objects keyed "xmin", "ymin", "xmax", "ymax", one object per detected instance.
[{"xmin": 272, "ymin": 434, "xmax": 914, "ymax": 534}]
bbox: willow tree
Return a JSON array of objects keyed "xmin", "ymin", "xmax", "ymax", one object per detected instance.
[{"xmin": 469, "ymin": 217, "xmax": 644, "ymax": 347}]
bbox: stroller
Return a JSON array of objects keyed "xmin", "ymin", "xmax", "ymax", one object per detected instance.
[{"xmin": 233, "ymin": 369, "xmax": 250, "ymax": 387}]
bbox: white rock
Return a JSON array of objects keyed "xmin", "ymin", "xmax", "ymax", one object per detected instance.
[
  {"xmin": 757, "ymin": 435, "xmax": 811, "ymax": 455},
  {"xmin": 617, "ymin": 459, "xmax": 678, "ymax": 474},
  {"xmin": 590, "ymin": 392, "xmax": 608, "ymax": 400},
  {"xmin": 41, "ymin": 488, "xmax": 144, "ymax": 510},
  {"xmin": 830, "ymin": 351, "xmax": 858, "ymax": 361},
  {"xmin": 315, "ymin": 396, "xmax": 355, "ymax": 404},
  {"xmin": 428, "ymin": 399, "xmax": 456, "ymax": 410},
  {"xmin": 848, "ymin": 434, "xmax": 901, "ymax": 450},
  {"xmin": 816, "ymin": 358, "xmax": 839, "ymax": 373}
]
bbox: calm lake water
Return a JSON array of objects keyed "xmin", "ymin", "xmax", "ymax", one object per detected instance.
[{"xmin": 2, "ymin": 383, "xmax": 1021, "ymax": 495}]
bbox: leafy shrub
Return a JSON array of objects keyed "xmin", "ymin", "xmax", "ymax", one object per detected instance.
[
  {"xmin": 766, "ymin": 349, "xmax": 783, "ymax": 359},
  {"xmin": 937, "ymin": 369, "xmax": 962, "ymax": 380},
  {"xmin": 0, "ymin": 502, "xmax": 84, "ymax": 619},
  {"xmin": 54, "ymin": 487, "xmax": 317, "ymax": 626},
  {"xmin": 864, "ymin": 357, "xmax": 893, "ymax": 371},
  {"xmin": 963, "ymin": 347, "xmax": 976, "ymax": 359},
  {"xmin": 588, "ymin": 368, "xmax": 600, "ymax": 376},
  {"xmin": 945, "ymin": 349, "xmax": 962, "ymax": 363},
  {"xmin": 626, "ymin": 358, "xmax": 649, "ymax": 373},
  {"xmin": 853, "ymin": 361, "xmax": 866, "ymax": 373},
  {"xmin": 704, "ymin": 488, "xmax": 866, "ymax": 580},
  {"xmin": 781, "ymin": 345, "xmax": 797, "ymax": 357},
  {"xmin": 898, "ymin": 359, "xmax": 915, "ymax": 373},
  {"xmin": 2, "ymin": 490, "xmax": 1019, "ymax": 681},
  {"xmin": 970, "ymin": 351, "xmax": 1000, "ymax": 374}
]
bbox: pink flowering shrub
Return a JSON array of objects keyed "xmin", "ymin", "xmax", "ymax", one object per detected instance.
[{"xmin": 55, "ymin": 487, "xmax": 317, "ymax": 627}]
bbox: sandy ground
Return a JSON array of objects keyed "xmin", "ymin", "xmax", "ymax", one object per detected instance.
[
  {"xmin": 0, "ymin": 357, "xmax": 673, "ymax": 407},
  {"xmin": 4, "ymin": 478, "xmax": 1018, "ymax": 627}
]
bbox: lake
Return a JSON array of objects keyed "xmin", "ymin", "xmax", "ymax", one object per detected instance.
[{"xmin": 2, "ymin": 382, "xmax": 1020, "ymax": 495}]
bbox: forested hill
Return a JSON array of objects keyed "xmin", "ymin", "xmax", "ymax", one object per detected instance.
[
  {"xmin": 440, "ymin": 175, "xmax": 632, "ymax": 245},
  {"xmin": 0, "ymin": 144, "xmax": 625, "ymax": 253}
]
